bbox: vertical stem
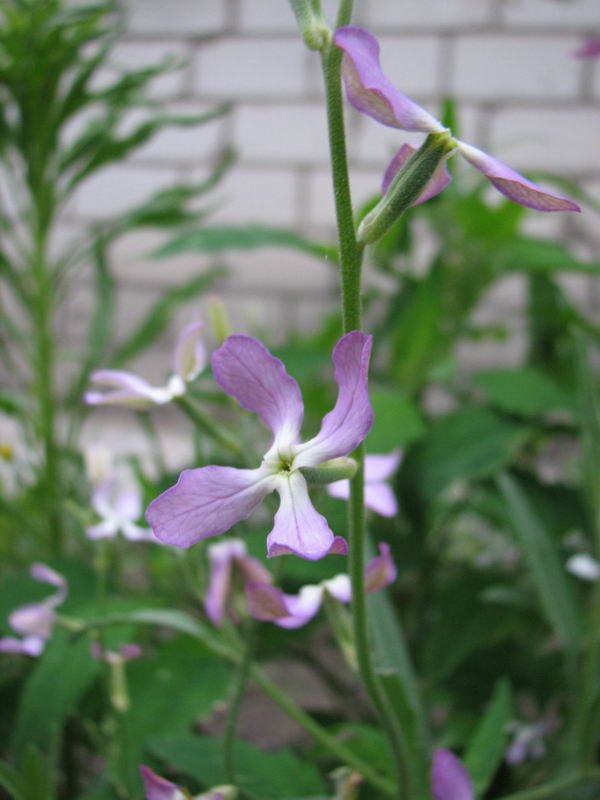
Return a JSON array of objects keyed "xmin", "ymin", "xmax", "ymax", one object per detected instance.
[
  {"xmin": 320, "ymin": 11, "xmax": 416, "ymax": 797},
  {"xmin": 223, "ymin": 623, "xmax": 255, "ymax": 787},
  {"xmin": 31, "ymin": 219, "xmax": 62, "ymax": 551}
]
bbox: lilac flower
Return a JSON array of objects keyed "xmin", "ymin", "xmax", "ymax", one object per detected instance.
[
  {"xmin": 85, "ymin": 445, "xmax": 153, "ymax": 542},
  {"xmin": 574, "ymin": 38, "xmax": 600, "ymax": 59},
  {"xmin": 246, "ymin": 543, "xmax": 396, "ymax": 628},
  {"xmin": 334, "ymin": 26, "xmax": 580, "ymax": 213},
  {"xmin": 147, "ymin": 332, "xmax": 374, "ymax": 560},
  {"xmin": 87, "ymin": 480, "xmax": 153, "ymax": 541},
  {"xmin": 204, "ymin": 538, "xmax": 272, "ymax": 626},
  {"xmin": 327, "ymin": 450, "xmax": 401, "ymax": 517},
  {"xmin": 0, "ymin": 564, "xmax": 67, "ymax": 656},
  {"xmin": 431, "ymin": 749, "xmax": 474, "ymax": 800},
  {"xmin": 139, "ymin": 765, "xmax": 235, "ymax": 800},
  {"xmin": 86, "ymin": 320, "xmax": 205, "ymax": 409}
]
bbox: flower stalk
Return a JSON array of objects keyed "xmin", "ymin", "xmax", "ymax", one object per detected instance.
[{"xmin": 320, "ymin": 5, "xmax": 417, "ymax": 796}]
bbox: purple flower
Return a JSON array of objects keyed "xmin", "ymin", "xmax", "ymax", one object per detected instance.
[
  {"xmin": 204, "ymin": 538, "xmax": 272, "ymax": 626},
  {"xmin": 246, "ymin": 543, "xmax": 396, "ymax": 628},
  {"xmin": 327, "ymin": 450, "xmax": 401, "ymax": 517},
  {"xmin": 0, "ymin": 564, "xmax": 67, "ymax": 656},
  {"xmin": 87, "ymin": 480, "xmax": 154, "ymax": 542},
  {"xmin": 139, "ymin": 765, "xmax": 235, "ymax": 800},
  {"xmin": 574, "ymin": 38, "xmax": 600, "ymax": 59},
  {"xmin": 86, "ymin": 320, "xmax": 205, "ymax": 409},
  {"xmin": 90, "ymin": 641, "xmax": 142, "ymax": 664},
  {"xmin": 431, "ymin": 749, "xmax": 474, "ymax": 800},
  {"xmin": 334, "ymin": 26, "xmax": 580, "ymax": 213},
  {"xmin": 146, "ymin": 332, "xmax": 374, "ymax": 560}
]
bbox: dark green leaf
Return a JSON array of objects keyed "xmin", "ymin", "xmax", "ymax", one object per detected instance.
[
  {"xmin": 464, "ymin": 679, "xmax": 513, "ymax": 798},
  {"xmin": 367, "ymin": 386, "xmax": 426, "ymax": 451},
  {"xmin": 0, "ymin": 761, "xmax": 23, "ymax": 799},
  {"xmin": 496, "ymin": 236, "xmax": 600, "ymax": 276},
  {"xmin": 472, "ymin": 367, "xmax": 575, "ymax": 416},
  {"xmin": 498, "ymin": 771, "xmax": 600, "ymax": 799},
  {"xmin": 497, "ymin": 472, "xmax": 582, "ymax": 650},
  {"xmin": 149, "ymin": 734, "xmax": 327, "ymax": 799},
  {"xmin": 13, "ymin": 631, "xmax": 101, "ymax": 757}
]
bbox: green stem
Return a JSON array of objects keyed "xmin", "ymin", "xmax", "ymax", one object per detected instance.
[
  {"xmin": 175, "ymin": 395, "xmax": 244, "ymax": 456},
  {"xmin": 31, "ymin": 222, "xmax": 62, "ymax": 551},
  {"xmin": 320, "ymin": 15, "xmax": 416, "ymax": 798},
  {"xmin": 249, "ymin": 664, "xmax": 396, "ymax": 797},
  {"xmin": 223, "ymin": 624, "xmax": 255, "ymax": 787}
]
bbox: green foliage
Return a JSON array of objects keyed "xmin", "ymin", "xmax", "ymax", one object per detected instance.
[
  {"xmin": 149, "ymin": 734, "xmax": 327, "ymax": 799},
  {"xmin": 465, "ymin": 680, "xmax": 514, "ymax": 798}
]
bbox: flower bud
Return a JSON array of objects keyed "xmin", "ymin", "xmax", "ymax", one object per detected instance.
[
  {"xmin": 207, "ymin": 295, "xmax": 231, "ymax": 346},
  {"xmin": 300, "ymin": 456, "xmax": 358, "ymax": 487},
  {"xmin": 358, "ymin": 131, "xmax": 457, "ymax": 245},
  {"xmin": 288, "ymin": 0, "xmax": 330, "ymax": 51}
]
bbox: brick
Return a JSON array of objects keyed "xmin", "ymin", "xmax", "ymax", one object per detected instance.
[
  {"xmin": 124, "ymin": 0, "xmax": 228, "ymax": 36},
  {"xmin": 377, "ymin": 36, "xmax": 442, "ymax": 97},
  {"xmin": 490, "ymin": 108, "xmax": 600, "ymax": 172},
  {"xmin": 239, "ymin": 0, "xmax": 369, "ymax": 31},
  {"xmin": 131, "ymin": 102, "xmax": 230, "ymax": 163},
  {"xmin": 193, "ymin": 39, "xmax": 306, "ymax": 99},
  {"xmin": 222, "ymin": 247, "xmax": 336, "ymax": 293},
  {"xmin": 207, "ymin": 166, "xmax": 298, "ymax": 226},
  {"xmin": 502, "ymin": 0, "xmax": 600, "ymax": 29},
  {"xmin": 234, "ymin": 104, "xmax": 329, "ymax": 164},
  {"xmin": 73, "ymin": 164, "xmax": 178, "ymax": 219},
  {"xmin": 96, "ymin": 41, "xmax": 190, "ymax": 100},
  {"xmin": 453, "ymin": 36, "xmax": 580, "ymax": 100},
  {"xmin": 366, "ymin": 0, "xmax": 493, "ymax": 29}
]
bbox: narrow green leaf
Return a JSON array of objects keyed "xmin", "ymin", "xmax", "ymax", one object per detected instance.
[
  {"xmin": 13, "ymin": 632, "xmax": 102, "ymax": 758},
  {"xmin": 473, "ymin": 367, "xmax": 575, "ymax": 417},
  {"xmin": 153, "ymin": 224, "xmax": 338, "ymax": 263},
  {"xmin": 496, "ymin": 236, "xmax": 600, "ymax": 275},
  {"xmin": 0, "ymin": 761, "xmax": 23, "ymax": 799},
  {"xmin": 110, "ymin": 267, "xmax": 222, "ymax": 366},
  {"xmin": 574, "ymin": 332, "xmax": 600, "ymax": 542},
  {"xmin": 498, "ymin": 771, "xmax": 600, "ymax": 799},
  {"xmin": 464, "ymin": 679, "xmax": 513, "ymax": 798},
  {"xmin": 497, "ymin": 472, "xmax": 582, "ymax": 650}
]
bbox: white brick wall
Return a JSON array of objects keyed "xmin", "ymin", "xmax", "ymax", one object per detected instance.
[{"xmin": 60, "ymin": 0, "xmax": 600, "ymax": 361}]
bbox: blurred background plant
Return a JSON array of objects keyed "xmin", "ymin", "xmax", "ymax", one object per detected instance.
[
  {"xmin": 1, "ymin": 1, "xmax": 600, "ymax": 799},
  {"xmin": 0, "ymin": 0, "xmax": 232, "ymax": 558}
]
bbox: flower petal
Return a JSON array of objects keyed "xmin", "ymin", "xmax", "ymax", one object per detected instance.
[
  {"xmin": 382, "ymin": 144, "xmax": 452, "ymax": 202},
  {"xmin": 431, "ymin": 749, "xmax": 474, "ymax": 800},
  {"xmin": 246, "ymin": 582, "xmax": 324, "ymax": 628},
  {"xmin": 212, "ymin": 335, "xmax": 304, "ymax": 451},
  {"xmin": 323, "ymin": 574, "xmax": 352, "ymax": 603},
  {"xmin": 574, "ymin": 38, "xmax": 600, "ymax": 59},
  {"xmin": 9, "ymin": 603, "xmax": 55, "ymax": 639},
  {"xmin": 86, "ymin": 519, "xmax": 119, "ymax": 540},
  {"xmin": 0, "ymin": 635, "xmax": 45, "ymax": 656},
  {"xmin": 86, "ymin": 370, "xmax": 171, "ymax": 408},
  {"xmin": 121, "ymin": 522, "xmax": 155, "ymax": 542},
  {"xmin": 567, "ymin": 553, "xmax": 600, "ymax": 582},
  {"xmin": 364, "ymin": 451, "xmax": 403, "ymax": 483},
  {"xmin": 173, "ymin": 320, "xmax": 206, "ymax": 382},
  {"xmin": 146, "ymin": 466, "xmax": 275, "ymax": 548},
  {"xmin": 457, "ymin": 141, "xmax": 580, "ymax": 212},
  {"xmin": 365, "ymin": 543, "xmax": 397, "ymax": 592},
  {"xmin": 267, "ymin": 472, "xmax": 347, "ymax": 560},
  {"xmin": 205, "ymin": 539, "xmax": 247, "ymax": 625},
  {"xmin": 295, "ymin": 332, "xmax": 374, "ymax": 467},
  {"xmin": 334, "ymin": 26, "xmax": 444, "ymax": 133},
  {"xmin": 139, "ymin": 765, "xmax": 186, "ymax": 800},
  {"xmin": 364, "ymin": 483, "xmax": 398, "ymax": 517},
  {"xmin": 114, "ymin": 490, "xmax": 142, "ymax": 521}
]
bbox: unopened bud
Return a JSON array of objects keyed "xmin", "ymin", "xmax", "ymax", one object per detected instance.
[
  {"xmin": 288, "ymin": 0, "xmax": 330, "ymax": 51},
  {"xmin": 207, "ymin": 295, "xmax": 231, "ymax": 346},
  {"xmin": 358, "ymin": 131, "xmax": 457, "ymax": 245},
  {"xmin": 300, "ymin": 457, "xmax": 358, "ymax": 487}
]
